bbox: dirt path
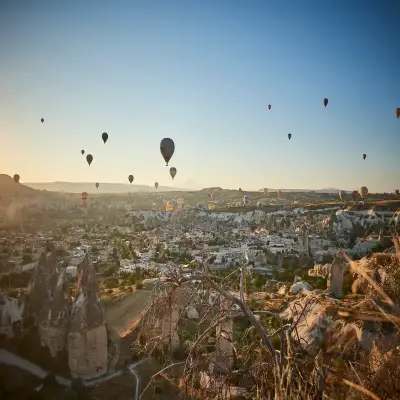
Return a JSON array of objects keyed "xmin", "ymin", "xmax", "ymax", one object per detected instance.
[{"xmin": 104, "ymin": 288, "xmax": 153, "ymax": 336}]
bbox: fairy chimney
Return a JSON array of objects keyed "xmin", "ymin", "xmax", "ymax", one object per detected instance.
[
  {"xmin": 38, "ymin": 268, "xmax": 72, "ymax": 357},
  {"xmin": 67, "ymin": 254, "xmax": 107, "ymax": 380}
]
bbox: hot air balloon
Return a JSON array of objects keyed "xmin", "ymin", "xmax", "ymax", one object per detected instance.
[
  {"xmin": 169, "ymin": 167, "xmax": 177, "ymax": 180},
  {"xmin": 363, "ymin": 153, "xmax": 366, "ymax": 160},
  {"xmin": 81, "ymin": 150, "xmax": 85, "ymax": 155},
  {"xmin": 81, "ymin": 192, "xmax": 88, "ymax": 209},
  {"xmin": 86, "ymin": 154, "xmax": 93, "ymax": 166},
  {"xmin": 395, "ymin": 189, "xmax": 400, "ymax": 196},
  {"xmin": 96, "ymin": 183, "xmax": 99, "ymax": 189},
  {"xmin": 155, "ymin": 182, "xmax": 159, "ymax": 189},
  {"xmin": 13, "ymin": 174, "xmax": 20, "ymax": 184},
  {"xmin": 323, "ymin": 98, "xmax": 328, "ymax": 107},
  {"xmin": 359, "ymin": 186, "xmax": 368, "ymax": 199},
  {"xmin": 41, "ymin": 118, "xmax": 44, "ymax": 123},
  {"xmin": 160, "ymin": 138, "xmax": 175, "ymax": 166},
  {"xmin": 288, "ymin": 133, "xmax": 292, "ymax": 140},
  {"xmin": 351, "ymin": 190, "xmax": 358, "ymax": 201},
  {"xmin": 102, "ymin": 132, "xmax": 108, "ymax": 144},
  {"xmin": 177, "ymin": 197, "xmax": 185, "ymax": 209},
  {"xmin": 395, "ymin": 108, "xmax": 400, "ymax": 119},
  {"xmin": 268, "ymin": 104, "xmax": 271, "ymax": 110},
  {"xmin": 166, "ymin": 201, "xmax": 174, "ymax": 213},
  {"xmin": 338, "ymin": 190, "xmax": 345, "ymax": 201},
  {"xmin": 128, "ymin": 175, "xmax": 134, "ymax": 184}
]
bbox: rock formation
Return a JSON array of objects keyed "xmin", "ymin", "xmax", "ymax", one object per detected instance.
[
  {"xmin": 38, "ymin": 269, "xmax": 71, "ymax": 357},
  {"xmin": 67, "ymin": 254, "xmax": 107, "ymax": 379},
  {"xmin": 26, "ymin": 248, "xmax": 57, "ymax": 326}
]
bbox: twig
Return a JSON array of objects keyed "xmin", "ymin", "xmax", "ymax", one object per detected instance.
[
  {"xmin": 138, "ymin": 362, "xmax": 186, "ymax": 400},
  {"xmin": 341, "ymin": 378, "xmax": 381, "ymax": 400}
]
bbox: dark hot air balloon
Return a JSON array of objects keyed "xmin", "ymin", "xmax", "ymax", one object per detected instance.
[
  {"xmin": 41, "ymin": 118, "xmax": 44, "ymax": 123},
  {"xmin": 395, "ymin": 189, "xmax": 399, "ymax": 196},
  {"xmin": 288, "ymin": 133, "xmax": 292, "ymax": 140},
  {"xmin": 155, "ymin": 182, "xmax": 159, "ymax": 189},
  {"xmin": 81, "ymin": 150, "xmax": 85, "ymax": 155},
  {"xmin": 13, "ymin": 174, "xmax": 20, "ymax": 184},
  {"xmin": 102, "ymin": 132, "xmax": 108, "ymax": 144},
  {"xmin": 395, "ymin": 108, "xmax": 400, "ymax": 119},
  {"xmin": 128, "ymin": 175, "xmax": 134, "ymax": 184},
  {"xmin": 96, "ymin": 183, "xmax": 99, "ymax": 189},
  {"xmin": 169, "ymin": 167, "xmax": 177, "ymax": 180},
  {"xmin": 323, "ymin": 98, "xmax": 328, "ymax": 107},
  {"xmin": 86, "ymin": 154, "xmax": 93, "ymax": 166},
  {"xmin": 359, "ymin": 186, "xmax": 368, "ymax": 198},
  {"xmin": 160, "ymin": 138, "xmax": 175, "ymax": 166},
  {"xmin": 363, "ymin": 153, "xmax": 366, "ymax": 160},
  {"xmin": 268, "ymin": 104, "xmax": 271, "ymax": 110}
]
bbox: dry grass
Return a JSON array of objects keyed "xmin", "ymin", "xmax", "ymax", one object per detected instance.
[{"xmin": 128, "ymin": 254, "xmax": 400, "ymax": 399}]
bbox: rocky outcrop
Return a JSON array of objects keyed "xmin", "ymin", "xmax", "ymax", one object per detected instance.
[
  {"xmin": 280, "ymin": 293, "xmax": 332, "ymax": 354},
  {"xmin": 26, "ymin": 248, "xmax": 58, "ymax": 325},
  {"xmin": 38, "ymin": 269, "xmax": 71, "ymax": 358},
  {"xmin": 67, "ymin": 254, "xmax": 107, "ymax": 380},
  {"xmin": 327, "ymin": 253, "xmax": 345, "ymax": 298},
  {"xmin": 308, "ymin": 263, "xmax": 332, "ymax": 278},
  {"xmin": 351, "ymin": 252, "xmax": 400, "ymax": 303},
  {"xmin": 290, "ymin": 280, "xmax": 313, "ymax": 295},
  {"xmin": 0, "ymin": 293, "xmax": 24, "ymax": 338}
]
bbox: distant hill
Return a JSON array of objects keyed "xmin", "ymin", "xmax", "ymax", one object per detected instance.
[
  {"xmin": 181, "ymin": 179, "xmax": 201, "ymax": 190},
  {"xmin": 25, "ymin": 181, "xmax": 192, "ymax": 194},
  {"xmin": 0, "ymin": 174, "xmax": 38, "ymax": 200},
  {"xmin": 258, "ymin": 187, "xmax": 344, "ymax": 193}
]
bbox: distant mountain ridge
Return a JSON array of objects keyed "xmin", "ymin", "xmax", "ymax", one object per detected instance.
[
  {"xmin": 258, "ymin": 187, "xmax": 345, "ymax": 193},
  {"xmin": 25, "ymin": 181, "xmax": 191, "ymax": 194}
]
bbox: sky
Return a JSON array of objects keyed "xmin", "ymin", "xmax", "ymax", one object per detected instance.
[{"xmin": 0, "ymin": 0, "xmax": 399, "ymax": 192}]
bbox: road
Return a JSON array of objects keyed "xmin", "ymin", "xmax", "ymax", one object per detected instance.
[{"xmin": 104, "ymin": 288, "xmax": 154, "ymax": 337}]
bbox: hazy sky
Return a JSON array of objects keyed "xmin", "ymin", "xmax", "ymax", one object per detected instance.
[{"xmin": 1, "ymin": 0, "xmax": 399, "ymax": 191}]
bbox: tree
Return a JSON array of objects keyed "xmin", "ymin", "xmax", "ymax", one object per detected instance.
[
  {"xmin": 103, "ymin": 277, "xmax": 119, "ymax": 289},
  {"xmin": 103, "ymin": 265, "xmax": 117, "ymax": 277},
  {"xmin": 22, "ymin": 254, "xmax": 32, "ymax": 264},
  {"xmin": 254, "ymin": 274, "xmax": 266, "ymax": 289}
]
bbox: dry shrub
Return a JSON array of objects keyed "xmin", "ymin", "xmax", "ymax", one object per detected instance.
[
  {"xmin": 132, "ymin": 268, "xmax": 400, "ymax": 400},
  {"xmin": 351, "ymin": 253, "xmax": 400, "ymax": 302}
]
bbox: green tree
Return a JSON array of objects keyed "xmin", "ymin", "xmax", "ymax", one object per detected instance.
[
  {"xmin": 254, "ymin": 274, "xmax": 266, "ymax": 289},
  {"xmin": 103, "ymin": 265, "xmax": 117, "ymax": 277},
  {"xmin": 103, "ymin": 277, "xmax": 119, "ymax": 289}
]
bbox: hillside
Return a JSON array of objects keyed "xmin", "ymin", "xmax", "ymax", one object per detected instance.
[
  {"xmin": 0, "ymin": 174, "xmax": 38, "ymax": 200},
  {"xmin": 25, "ymin": 181, "xmax": 191, "ymax": 194}
]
